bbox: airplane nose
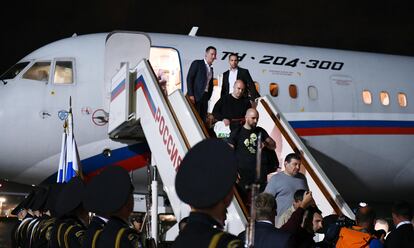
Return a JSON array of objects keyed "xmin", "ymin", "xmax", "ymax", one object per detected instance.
[{"xmin": 0, "ymin": 81, "xmax": 53, "ymax": 181}]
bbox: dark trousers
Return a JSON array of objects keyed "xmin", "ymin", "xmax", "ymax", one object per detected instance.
[{"xmin": 195, "ymin": 92, "xmax": 210, "ymax": 122}]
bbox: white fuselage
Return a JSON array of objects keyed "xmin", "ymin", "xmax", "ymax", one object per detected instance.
[{"xmin": 0, "ymin": 32, "xmax": 413, "ymax": 205}]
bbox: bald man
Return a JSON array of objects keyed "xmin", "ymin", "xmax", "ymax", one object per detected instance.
[
  {"xmin": 212, "ymin": 79, "xmax": 251, "ymax": 131},
  {"xmin": 228, "ymin": 108, "xmax": 276, "ymax": 194}
]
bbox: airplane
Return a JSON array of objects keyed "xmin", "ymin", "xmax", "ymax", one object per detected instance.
[{"xmin": 1, "ymin": 30, "xmax": 413, "ymax": 215}]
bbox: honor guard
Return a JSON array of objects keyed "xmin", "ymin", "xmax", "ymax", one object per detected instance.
[
  {"xmin": 93, "ymin": 166, "xmax": 142, "ymax": 248},
  {"xmin": 18, "ymin": 188, "xmax": 42, "ymax": 248},
  {"xmin": 49, "ymin": 177, "xmax": 87, "ymax": 248},
  {"xmin": 26, "ymin": 187, "xmax": 49, "ymax": 248},
  {"xmin": 81, "ymin": 171, "xmax": 110, "ymax": 247},
  {"xmin": 172, "ymin": 139, "xmax": 244, "ymax": 248},
  {"xmin": 32, "ymin": 184, "xmax": 64, "ymax": 248},
  {"xmin": 11, "ymin": 190, "xmax": 35, "ymax": 248}
]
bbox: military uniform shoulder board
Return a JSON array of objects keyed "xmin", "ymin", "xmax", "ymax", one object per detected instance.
[
  {"xmin": 116, "ymin": 228, "xmax": 141, "ymax": 248},
  {"xmin": 226, "ymin": 239, "xmax": 243, "ymax": 248},
  {"xmin": 115, "ymin": 228, "xmax": 127, "ymax": 248},
  {"xmin": 208, "ymin": 232, "xmax": 225, "ymax": 248},
  {"xmin": 209, "ymin": 231, "xmax": 243, "ymax": 248},
  {"xmin": 64, "ymin": 225, "xmax": 76, "ymax": 248},
  {"xmin": 45, "ymin": 225, "xmax": 53, "ymax": 241},
  {"xmin": 92, "ymin": 229, "xmax": 103, "ymax": 248},
  {"xmin": 75, "ymin": 229, "xmax": 85, "ymax": 245},
  {"xmin": 75, "ymin": 229, "xmax": 85, "ymax": 238},
  {"xmin": 40, "ymin": 218, "xmax": 55, "ymax": 235},
  {"xmin": 57, "ymin": 223, "xmax": 67, "ymax": 248},
  {"xmin": 63, "ymin": 224, "xmax": 85, "ymax": 248}
]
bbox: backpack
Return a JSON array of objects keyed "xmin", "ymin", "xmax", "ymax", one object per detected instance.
[{"xmin": 336, "ymin": 226, "xmax": 373, "ymax": 248}]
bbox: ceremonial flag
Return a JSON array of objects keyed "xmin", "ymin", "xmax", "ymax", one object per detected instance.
[
  {"xmin": 57, "ymin": 110, "xmax": 82, "ymax": 183},
  {"xmin": 56, "ymin": 131, "xmax": 67, "ymax": 183}
]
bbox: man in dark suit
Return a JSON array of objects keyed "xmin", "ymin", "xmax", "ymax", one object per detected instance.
[
  {"xmin": 186, "ymin": 46, "xmax": 216, "ymax": 122},
  {"xmin": 238, "ymin": 192, "xmax": 295, "ymax": 248},
  {"xmin": 221, "ymin": 53, "xmax": 260, "ymax": 101},
  {"xmin": 385, "ymin": 200, "xmax": 414, "ymax": 248}
]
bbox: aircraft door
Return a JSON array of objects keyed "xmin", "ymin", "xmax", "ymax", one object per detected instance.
[
  {"xmin": 149, "ymin": 47, "xmax": 182, "ymax": 95},
  {"xmin": 330, "ymin": 75, "xmax": 355, "ymax": 118},
  {"xmin": 104, "ymin": 32, "xmax": 151, "ymax": 109}
]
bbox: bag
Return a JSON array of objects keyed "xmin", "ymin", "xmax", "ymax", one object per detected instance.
[
  {"xmin": 213, "ymin": 121, "xmax": 231, "ymax": 138},
  {"xmin": 336, "ymin": 226, "xmax": 372, "ymax": 248}
]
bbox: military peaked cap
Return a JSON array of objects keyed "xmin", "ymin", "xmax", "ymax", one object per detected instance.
[
  {"xmin": 84, "ymin": 166, "xmax": 133, "ymax": 214},
  {"xmin": 175, "ymin": 138, "xmax": 237, "ymax": 208},
  {"xmin": 55, "ymin": 177, "xmax": 85, "ymax": 216}
]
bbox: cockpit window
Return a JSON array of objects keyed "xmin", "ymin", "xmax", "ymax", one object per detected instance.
[
  {"xmin": 53, "ymin": 60, "xmax": 74, "ymax": 84},
  {"xmin": 0, "ymin": 62, "xmax": 30, "ymax": 80},
  {"xmin": 22, "ymin": 61, "xmax": 51, "ymax": 82}
]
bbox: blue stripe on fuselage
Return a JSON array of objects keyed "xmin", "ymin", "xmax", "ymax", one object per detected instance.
[{"xmin": 81, "ymin": 142, "xmax": 150, "ymax": 174}]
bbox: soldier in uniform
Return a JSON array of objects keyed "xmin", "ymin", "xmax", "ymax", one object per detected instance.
[
  {"xmin": 32, "ymin": 183, "xmax": 64, "ymax": 248},
  {"xmin": 49, "ymin": 177, "xmax": 88, "ymax": 248},
  {"xmin": 17, "ymin": 189, "xmax": 40, "ymax": 248},
  {"xmin": 11, "ymin": 190, "xmax": 35, "ymax": 248},
  {"xmin": 93, "ymin": 166, "xmax": 142, "ymax": 248},
  {"xmin": 81, "ymin": 171, "xmax": 109, "ymax": 247},
  {"xmin": 172, "ymin": 138, "xmax": 244, "ymax": 248},
  {"xmin": 26, "ymin": 187, "xmax": 49, "ymax": 248}
]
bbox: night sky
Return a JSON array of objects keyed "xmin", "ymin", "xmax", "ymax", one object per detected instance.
[{"xmin": 1, "ymin": 1, "xmax": 413, "ymax": 73}]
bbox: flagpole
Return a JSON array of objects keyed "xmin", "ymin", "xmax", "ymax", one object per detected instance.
[
  {"xmin": 57, "ymin": 96, "xmax": 83, "ymax": 182},
  {"xmin": 57, "ymin": 120, "xmax": 68, "ymax": 183}
]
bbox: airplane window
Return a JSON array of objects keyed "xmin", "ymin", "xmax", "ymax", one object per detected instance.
[
  {"xmin": 308, "ymin": 85, "xmax": 318, "ymax": 100},
  {"xmin": 362, "ymin": 90, "xmax": 372, "ymax": 104},
  {"xmin": 398, "ymin": 92, "xmax": 407, "ymax": 107},
  {"xmin": 53, "ymin": 61, "xmax": 73, "ymax": 84},
  {"xmin": 0, "ymin": 62, "xmax": 30, "ymax": 80},
  {"xmin": 289, "ymin": 84, "xmax": 298, "ymax": 99},
  {"xmin": 269, "ymin": 83, "xmax": 278, "ymax": 97},
  {"xmin": 149, "ymin": 47, "xmax": 182, "ymax": 95},
  {"xmin": 22, "ymin": 61, "xmax": 51, "ymax": 82},
  {"xmin": 380, "ymin": 91, "xmax": 390, "ymax": 106}
]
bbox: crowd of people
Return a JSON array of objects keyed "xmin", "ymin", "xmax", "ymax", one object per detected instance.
[
  {"xmin": 173, "ymin": 139, "xmax": 414, "ymax": 248},
  {"xmin": 11, "ymin": 166, "xmax": 145, "ymax": 248},
  {"xmin": 10, "ymin": 46, "xmax": 414, "ymax": 248},
  {"xmin": 182, "ymin": 46, "xmax": 414, "ymax": 248}
]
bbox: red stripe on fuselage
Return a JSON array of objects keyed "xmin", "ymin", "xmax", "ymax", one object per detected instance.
[
  {"xmin": 295, "ymin": 127, "xmax": 414, "ymax": 136},
  {"xmin": 84, "ymin": 153, "xmax": 150, "ymax": 181}
]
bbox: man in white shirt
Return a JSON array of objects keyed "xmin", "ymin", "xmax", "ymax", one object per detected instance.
[{"xmin": 221, "ymin": 53, "xmax": 259, "ymax": 101}]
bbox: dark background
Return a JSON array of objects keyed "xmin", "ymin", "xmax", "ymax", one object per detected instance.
[{"xmin": 1, "ymin": 0, "xmax": 413, "ymax": 73}]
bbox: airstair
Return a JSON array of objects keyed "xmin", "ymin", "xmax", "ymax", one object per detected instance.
[{"xmin": 104, "ymin": 31, "xmax": 354, "ymax": 242}]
